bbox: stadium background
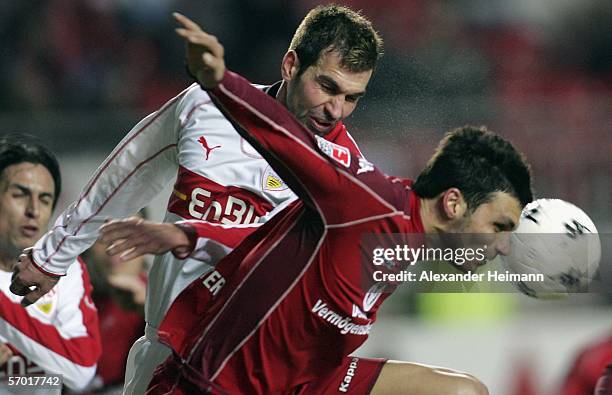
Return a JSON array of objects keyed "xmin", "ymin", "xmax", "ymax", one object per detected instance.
[{"xmin": 1, "ymin": 0, "xmax": 610, "ymax": 393}]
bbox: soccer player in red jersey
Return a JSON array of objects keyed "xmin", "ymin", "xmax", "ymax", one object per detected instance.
[
  {"xmin": 561, "ymin": 334, "xmax": 612, "ymax": 395},
  {"xmin": 11, "ymin": 6, "xmax": 382, "ymax": 393},
  {"xmin": 99, "ymin": 13, "xmax": 534, "ymax": 395}
]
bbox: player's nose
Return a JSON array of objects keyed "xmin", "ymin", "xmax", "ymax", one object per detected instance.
[
  {"xmin": 494, "ymin": 232, "xmax": 511, "ymax": 256},
  {"xmin": 25, "ymin": 197, "xmax": 40, "ymax": 219},
  {"xmin": 324, "ymin": 96, "xmax": 343, "ymax": 121}
]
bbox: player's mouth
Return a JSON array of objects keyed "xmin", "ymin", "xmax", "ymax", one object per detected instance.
[
  {"xmin": 20, "ymin": 225, "xmax": 39, "ymax": 238},
  {"xmin": 308, "ymin": 116, "xmax": 334, "ymax": 134}
]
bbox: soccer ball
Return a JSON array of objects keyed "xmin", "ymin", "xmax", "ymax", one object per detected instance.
[{"xmin": 501, "ymin": 198, "xmax": 601, "ymax": 298}]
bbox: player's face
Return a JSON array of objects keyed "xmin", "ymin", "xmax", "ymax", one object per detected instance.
[
  {"xmin": 0, "ymin": 163, "xmax": 55, "ymax": 259},
  {"xmin": 451, "ymin": 191, "xmax": 522, "ymax": 272},
  {"xmin": 284, "ymin": 50, "xmax": 372, "ymax": 136}
]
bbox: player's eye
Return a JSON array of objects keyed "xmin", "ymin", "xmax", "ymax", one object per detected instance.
[
  {"xmin": 320, "ymin": 83, "xmax": 336, "ymax": 94},
  {"xmin": 346, "ymin": 95, "xmax": 359, "ymax": 103}
]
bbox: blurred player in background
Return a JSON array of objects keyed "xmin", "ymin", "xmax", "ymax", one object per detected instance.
[
  {"xmin": 99, "ymin": 13, "xmax": 534, "ymax": 394},
  {"xmin": 560, "ymin": 333, "xmax": 612, "ymax": 395},
  {"xmin": 0, "ymin": 135, "xmax": 101, "ymax": 393},
  {"xmin": 10, "ymin": 5, "xmax": 383, "ymax": 393},
  {"xmin": 80, "ymin": 210, "xmax": 149, "ymax": 392},
  {"xmin": 596, "ymin": 364, "xmax": 612, "ymax": 395}
]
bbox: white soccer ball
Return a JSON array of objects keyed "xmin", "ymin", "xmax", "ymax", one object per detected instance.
[{"xmin": 501, "ymin": 198, "xmax": 601, "ymax": 298}]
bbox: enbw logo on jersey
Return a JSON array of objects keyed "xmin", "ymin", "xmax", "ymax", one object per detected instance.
[{"xmin": 315, "ymin": 135, "xmax": 351, "ymax": 168}]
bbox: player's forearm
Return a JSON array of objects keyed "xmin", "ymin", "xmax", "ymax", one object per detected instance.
[{"xmin": 32, "ymin": 101, "xmax": 182, "ymax": 275}]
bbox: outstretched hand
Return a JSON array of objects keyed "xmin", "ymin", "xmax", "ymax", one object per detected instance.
[
  {"xmin": 100, "ymin": 217, "xmax": 192, "ymax": 261},
  {"xmin": 173, "ymin": 12, "xmax": 226, "ymax": 89}
]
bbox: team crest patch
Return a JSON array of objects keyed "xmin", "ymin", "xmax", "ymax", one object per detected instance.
[
  {"xmin": 262, "ymin": 166, "xmax": 288, "ymax": 192},
  {"xmin": 33, "ymin": 288, "xmax": 58, "ymax": 317},
  {"xmin": 315, "ymin": 135, "xmax": 351, "ymax": 168}
]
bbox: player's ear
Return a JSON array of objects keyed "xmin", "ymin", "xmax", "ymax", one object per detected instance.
[
  {"xmin": 281, "ymin": 50, "xmax": 300, "ymax": 82},
  {"xmin": 440, "ymin": 188, "xmax": 467, "ymax": 220}
]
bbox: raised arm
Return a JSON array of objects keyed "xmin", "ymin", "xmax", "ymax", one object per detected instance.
[
  {"xmin": 10, "ymin": 85, "xmax": 194, "ymax": 305},
  {"xmin": 174, "ymin": 13, "xmax": 396, "ymax": 225}
]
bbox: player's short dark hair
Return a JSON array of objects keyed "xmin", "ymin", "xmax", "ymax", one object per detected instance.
[
  {"xmin": 0, "ymin": 134, "xmax": 62, "ymax": 208},
  {"xmin": 289, "ymin": 4, "xmax": 384, "ymax": 75},
  {"xmin": 413, "ymin": 126, "xmax": 533, "ymax": 211}
]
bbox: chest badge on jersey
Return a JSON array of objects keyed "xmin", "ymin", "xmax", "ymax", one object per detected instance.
[
  {"xmin": 357, "ymin": 157, "xmax": 374, "ymax": 175},
  {"xmin": 198, "ymin": 136, "xmax": 222, "ymax": 160},
  {"xmin": 315, "ymin": 135, "xmax": 351, "ymax": 168},
  {"xmin": 32, "ymin": 288, "xmax": 58, "ymax": 317},
  {"xmin": 262, "ymin": 166, "xmax": 288, "ymax": 192}
]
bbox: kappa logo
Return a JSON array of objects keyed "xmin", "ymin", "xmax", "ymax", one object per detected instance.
[
  {"xmin": 315, "ymin": 135, "xmax": 351, "ymax": 168},
  {"xmin": 198, "ymin": 136, "xmax": 222, "ymax": 160},
  {"xmin": 262, "ymin": 166, "xmax": 288, "ymax": 192},
  {"xmin": 363, "ymin": 282, "xmax": 386, "ymax": 312},
  {"xmin": 351, "ymin": 304, "xmax": 368, "ymax": 319},
  {"xmin": 339, "ymin": 357, "xmax": 359, "ymax": 393}
]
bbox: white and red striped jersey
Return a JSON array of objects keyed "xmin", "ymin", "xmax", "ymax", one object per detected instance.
[
  {"xmin": 27, "ymin": 81, "xmax": 362, "ymax": 392},
  {"xmin": 0, "ymin": 258, "xmax": 100, "ymax": 391}
]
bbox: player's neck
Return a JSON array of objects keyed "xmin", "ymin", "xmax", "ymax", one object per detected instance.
[{"xmin": 276, "ymin": 82, "xmax": 288, "ymax": 106}]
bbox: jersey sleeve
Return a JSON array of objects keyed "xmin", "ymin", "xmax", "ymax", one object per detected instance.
[
  {"xmin": 208, "ymin": 71, "xmax": 398, "ymax": 225},
  {"xmin": 30, "ymin": 86, "xmax": 204, "ymax": 276},
  {"xmin": 0, "ymin": 259, "xmax": 101, "ymax": 390}
]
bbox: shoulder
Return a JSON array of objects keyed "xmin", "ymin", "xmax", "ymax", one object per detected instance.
[{"xmin": 179, "ymin": 82, "xmax": 269, "ymax": 113}]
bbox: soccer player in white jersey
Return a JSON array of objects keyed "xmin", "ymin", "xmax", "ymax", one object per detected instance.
[
  {"xmin": 10, "ymin": 5, "xmax": 384, "ymax": 394},
  {"xmin": 0, "ymin": 135, "xmax": 101, "ymax": 394}
]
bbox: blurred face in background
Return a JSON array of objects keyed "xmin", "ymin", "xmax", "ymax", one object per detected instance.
[
  {"xmin": 0, "ymin": 162, "xmax": 55, "ymax": 263},
  {"xmin": 282, "ymin": 49, "xmax": 372, "ymax": 136}
]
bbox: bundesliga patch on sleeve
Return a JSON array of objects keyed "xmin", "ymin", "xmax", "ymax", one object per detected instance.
[{"xmin": 315, "ymin": 135, "xmax": 351, "ymax": 168}]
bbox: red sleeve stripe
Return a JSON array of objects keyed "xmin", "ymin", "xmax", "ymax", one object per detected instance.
[
  {"xmin": 180, "ymin": 98, "xmax": 212, "ymax": 129},
  {"xmin": 40, "ymin": 143, "xmax": 177, "ymax": 269},
  {"xmin": 42, "ymin": 87, "xmax": 188, "ymax": 244},
  {"xmin": 29, "ymin": 253, "xmax": 64, "ymax": 277}
]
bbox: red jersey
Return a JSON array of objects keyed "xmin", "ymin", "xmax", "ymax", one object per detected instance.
[
  {"xmin": 148, "ymin": 71, "xmax": 424, "ymax": 394},
  {"xmin": 561, "ymin": 336, "xmax": 612, "ymax": 395}
]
